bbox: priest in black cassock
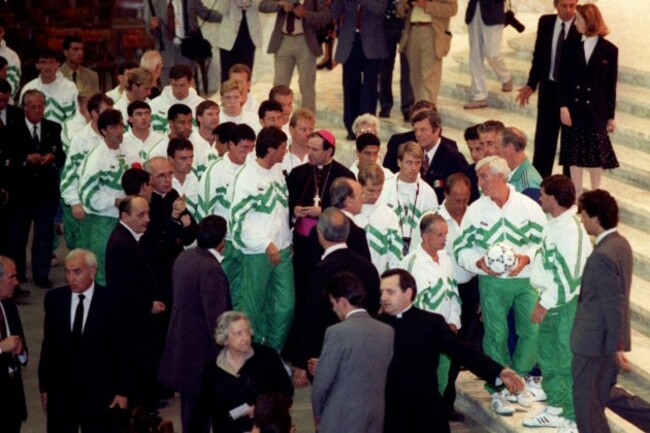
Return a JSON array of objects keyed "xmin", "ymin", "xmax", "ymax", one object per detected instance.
[
  {"xmin": 284, "ymin": 130, "xmax": 355, "ymax": 361},
  {"xmin": 378, "ymin": 269, "xmax": 525, "ymax": 433}
]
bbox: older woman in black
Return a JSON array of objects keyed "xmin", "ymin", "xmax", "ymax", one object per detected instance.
[
  {"xmin": 558, "ymin": 3, "xmax": 618, "ymax": 197},
  {"xmin": 203, "ymin": 311, "xmax": 294, "ymax": 433}
]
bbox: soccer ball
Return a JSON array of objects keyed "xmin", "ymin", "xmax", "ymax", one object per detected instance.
[{"xmin": 484, "ymin": 242, "xmax": 518, "ymax": 274}]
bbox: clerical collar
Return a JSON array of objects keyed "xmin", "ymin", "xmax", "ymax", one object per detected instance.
[
  {"xmin": 153, "ymin": 190, "xmax": 167, "ymax": 199},
  {"xmin": 322, "ymin": 243, "xmax": 347, "ymax": 260},
  {"xmin": 396, "ymin": 304, "xmax": 414, "ymax": 319}
]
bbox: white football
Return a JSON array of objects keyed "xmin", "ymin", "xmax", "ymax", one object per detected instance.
[{"xmin": 484, "ymin": 242, "xmax": 518, "ymax": 274}]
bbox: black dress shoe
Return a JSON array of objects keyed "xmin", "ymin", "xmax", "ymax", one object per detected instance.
[
  {"xmin": 317, "ymin": 59, "xmax": 332, "ymax": 70},
  {"xmin": 379, "ymin": 109, "xmax": 390, "ymax": 118},
  {"xmin": 346, "ymin": 133, "xmax": 356, "ymax": 141},
  {"xmin": 448, "ymin": 410, "xmax": 466, "ymax": 422},
  {"xmin": 403, "ymin": 113, "xmax": 411, "ymax": 122},
  {"xmin": 34, "ymin": 278, "xmax": 53, "ymax": 289}
]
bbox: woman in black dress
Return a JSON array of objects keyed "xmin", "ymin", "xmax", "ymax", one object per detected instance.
[
  {"xmin": 558, "ymin": 3, "xmax": 618, "ymax": 197},
  {"xmin": 203, "ymin": 311, "xmax": 294, "ymax": 433}
]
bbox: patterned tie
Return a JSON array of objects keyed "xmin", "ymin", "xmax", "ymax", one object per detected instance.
[
  {"xmin": 420, "ymin": 151, "xmax": 430, "ymax": 178},
  {"xmin": 32, "ymin": 124, "xmax": 39, "ymax": 146},
  {"xmin": 553, "ymin": 22, "xmax": 566, "ymax": 81},
  {"xmin": 73, "ymin": 294, "xmax": 85, "ymax": 338},
  {"xmin": 167, "ymin": 0, "xmax": 176, "ymax": 40}
]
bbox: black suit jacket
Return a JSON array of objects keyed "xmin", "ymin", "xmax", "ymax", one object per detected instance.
[
  {"xmin": 380, "ymin": 307, "xmax": 503, "ymax": 433},
  {"xmin": 384, "ymin": 131, "xmax": 458, "ymax": 174},
  {"xmin": 423, "ymin": 140, "xmax": 468, "ymax": 203},
  {"xmin": 297, "ymin": 247, "xmax": 380, "ymax": 369},
  {"xmin": 38, "ymin": 285, "xmax": 129, "ymax": 418},
  {"xmin": 558, "ymin": 36, "xmax": 618, "ymax": 130},
  {"xmin": 0, "ymin": 299, "xmax": 27, "ymax": 424},
  {"xmin": 158, "ymin": 247, "xmax": 231, "ymax": 395},
  {"xmin": 287, "ymin": 159, "xmax": 355, "ymax": 217},
  {"xmin": 1, "ymin": 105, "xmax": 23, "ymax": 129},
  {"xmin": 106, "ymin": 223, "xmax": 161, "ymax": 324},
  {"xmin": 526, "ymin": 14, "xmax": 581, "ymax": 91},
  {"xmin": 571, "ymin": 231, "xmax": 632, "ymax": 357},
  {"xmin": 465, "ymin": 0, "xmax": 505, "ymax": 25},
  {"xmin": 0, "ymin": 117, "xmax": 64, "ymax": 205}
]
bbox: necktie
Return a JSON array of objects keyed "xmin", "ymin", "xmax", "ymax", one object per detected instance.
[
  {"xmin": 73, "ymin": 294, "xmax": 85, "ymax": 338},
  {"xmin": 420, "ymin": 151, "xmax": 430, "ymax": 178},
  {"xmin": 167, "ymin": 0, "xmax": 176, "ymax": 40},
  {"xmin": 286, "ymin": 11, "xmax": 296, "ymax": 35},
  {"xmin": 32, "ymin": 124, "xmax": 39, "ymax": 145},
  {"xmin": 72, "ymin": 71, "xmax": 77, "ymax": 83},
  {"xmin": 355, "ymin": 3, "xmax": 362, "ymax": 31},
  {"xmin": 553, "ymin": 22, "xmax": 565, "ymax": 81}
]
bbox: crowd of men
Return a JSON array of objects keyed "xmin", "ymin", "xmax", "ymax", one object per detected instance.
[{"xmin": 0, "ymin": 1, "xmax": 649, "ymax": 433}]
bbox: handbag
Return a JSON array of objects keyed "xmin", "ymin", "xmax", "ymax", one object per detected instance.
[{"xmin": 181, "ymin": 31, "xmax": 213, "ymax": 60}]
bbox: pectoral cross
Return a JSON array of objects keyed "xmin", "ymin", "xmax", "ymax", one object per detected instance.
[{"xmin": 313, "ymin": 195, "xmax": 321, "ymax": 207}]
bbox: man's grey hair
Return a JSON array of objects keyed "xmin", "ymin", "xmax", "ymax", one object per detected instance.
[
  {"xmin": 143, "ymin": 156, "xmax": 169, "ymax": 173},
  {"xmin": 476, "ymin": 156, "xmax": 511, "ymax": 179},
  {"xmin": 214, "ymin": 311, "xmax": 253, "ymax": 346},
  {"xmin": 21, "ymin": 89, "xmax": 46, "ymax": 107},
  {"xmin": 66, "ymin": 249, "xmax": 98, "ymax": 268},
  {"xmin": 317, "ymin": 207, "xmax": 350, "ymax": 242},
  {"xmin": 420, "ymin": 213, "xmax": 446, "ymax": 235},
  {"xmin": 499, "ymin": 127, "xmax": 527, "ymax": 153},
  {"xmin": 330, "ymin": 178, "xmax": 355, "ymax": 209}
]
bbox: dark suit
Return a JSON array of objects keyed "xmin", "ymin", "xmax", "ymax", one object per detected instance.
[
  {"xmin": 331, "ymin": 0, "xmax": 388, "ymax": 136},
  {"xmin": 0, "ymin": 105, "xmax": 22, "ymax": 254},
  {"xmin": 423, "ymin": 140, "xmax": 468, "ymax": 203},
  {"xmin": 106, "ymin": 223, "xmax": 162, "ymax": 407},
  {"xmin": 380, "ymin": 307, "xmax": 502, "ymax": 433},
  {"xmin": 296, "ymin": 247, "xmax": 379, "ymax": 370},
  {"xmin": 383, "ymin": 131, "xmax": 457, "ymax": 174},
  {"xmin": 464, "ymin": 0, "xmax": 504, "ymax": 25},
  {"xmin": 526, "ymin": 15, "xmax": 580, "ymax": 178},
  {"xmin": 1, "ymin": 105, "xmax": 23, "ymax": 129},
  {"xmin": 559, "ymin": 36, "xmax": 618, "ymax": 131},
  {"xmin": 571, "ymin": 231, "xmax": 650, "ymax": 432},
  {"xmin": 38, "ymin": 285, "xmax": 129, "ymax": 433},
  {"xmin": 158, "ymin": 247, "xmax": 231, "ymax": 433},
  {"xmin": 1, "ymin": 118, "xmax": 64, "ymax": 281},
  {"xmin": 312, "ymin": 310, "xmax": 394, "ymax": 433},
  {"xmin": 0, "ymin": 299, "xmax": 27, "ymax": 433},
  {"xmin": 464, "ymin": 162, "xmax": 480, "ymax": 203}
]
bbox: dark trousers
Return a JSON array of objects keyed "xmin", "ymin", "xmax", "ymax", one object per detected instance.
[
  {"xmin": 379, "ymin": 18, "xmax": 414, "ymax": 116},
  {"xmin": 532, "ymin": 79, "xmax": 564, "ymax": 179},
  {"xmin": 9, "ymin": 203, "xmax": 56, "ymax": 280},
  {"xmin": 181, "ymin": 392, "xmax": 211, "ymax": 433},
  {"xmin": 220, "ymin": 13, "xmax": 256, "ymax": 83},
  {"xmin": 47, "ymin": 394, "xmax": 118, "ymax": 433},
  {"xmin": 443, "ymin": 277, "xmax": 484, "ymax": 414},
  {"xmin": 342, "ymin": 33, "xmax": 381, "ymax": 136}
]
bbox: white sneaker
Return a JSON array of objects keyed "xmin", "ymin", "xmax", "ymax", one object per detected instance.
[
  {"xmin": 492, "ymin": 391, "xmax": 516, "ymax": 415},
  {"xmin": 522, "ymin": 407, "xmax": 565, "ymax": 428},
  {"xmin": 557, "ymin": 420, "xmax": 579, "ymax": 433},
  {"xmin": 526, "ymin": 376, "xmax": 548, "ymax": 402},
  {"xmin": 504, "ymin": 388, "xmax": 533, "ymax": 407}
]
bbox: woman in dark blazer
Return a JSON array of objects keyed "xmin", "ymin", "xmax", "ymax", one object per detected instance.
[
  {"xmin": 202, "ymin": 311, "xmax": 294, "ymax": 433},
  {"xmin": 558, "ymin": 3, "xmax": 618, "ymax": 197}
]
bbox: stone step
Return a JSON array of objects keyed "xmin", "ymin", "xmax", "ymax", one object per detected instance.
[
  {"xmin": 450, "ymin": 48, "xmax": 650, "ymax": 123},
  {"xmin": 455, "ymin": 371, "xmax": 645, "ymax": 433},
  {"xmin": 506, "ymin": 33, "xmax": 650, "ymax": 89},
  {"xmin": 441, "ymin": 64, "xmax": 650, "ymax": 155},
  {"xmin": 434, "ymin": 91, "xmax": 650, "ymax": 192}
]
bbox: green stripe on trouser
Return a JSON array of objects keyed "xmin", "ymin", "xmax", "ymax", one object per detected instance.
[
  {"xmin": 222, "ymin": 240, "xmax": 242, "ymax": 305},
  {"xmin": 479, "ymin": 275, "xmax": 539, "ymax": 394},
  {"xmin": 437, "ymin": 353, "xmax": 451, "ymax": 394},
  {"xmin": 62, "ymin": 203, "xmax": 88, "ymax": 250},
  {"xmin": 538, "ymin": 298, "xmax": 577, "ymax": 420},
  {"xmin": 237, "ymin": 247, "xmax": 295, "ymax": 352},
  {"xmin": 86, "ymin": 214, "xmax": 117, "ymax": 286}
]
